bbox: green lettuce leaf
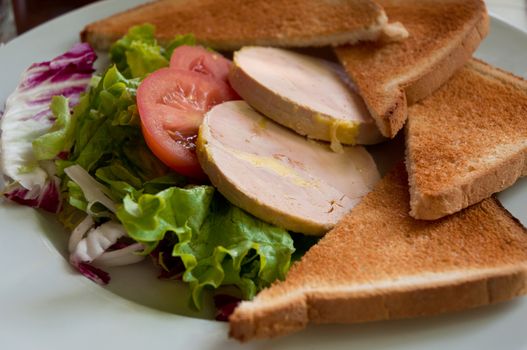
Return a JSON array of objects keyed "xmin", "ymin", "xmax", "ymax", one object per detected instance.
[
  {"xmin": 66, "ymin": 67, "xmax": 140, "ymax": 171},
  {"xmin": 49, "ymin": 64, "xmax": 174, "ymax": 219},
  {"xmin": 110, "ymin": 24, "xmax": 163, "ymax": 78},
  {"xmin": 66, "ymin": 180, "xmax": 88, "ymax": 213},
  {"xmin": 32, "ymin": 34, "xmax": 297, "ymax": 309},
  {"xmin": 164, "ymin": 33, "xmax": 196, "ymax": 59},
  {"xmin": 178, "ymin": 196, "xmax": 294, "ymax": 308},
  {"xmin": 126, "ymin": 41, "xmax": 169, "ymax": 79},
  {"xmin": 66, "ymin": 178, "xmax": 112, "ymax": 218},
  {"xmin": 116, "ymin": 190, "xmax": 295, "ymax": 309},
  {"xmin": 65, "ymin": 66, "xmax": 166, "ymax": 180},
  {"xmin": 143, "ymin": 173, "xmax": 187, "ymax": 194},
  {"xmin": 95, "ymin": 163, "xmax": 142, "ymax": 201},
  {"xmin": 109, "ymin": 23, "xmax": 196, "ymax": 79},
  {"xmin": 117, "ymin": 185, "xmax": 214, "ymax": 244},
  {"xmin": 32, "ymin": 96, "xmax": 75, "ymax": 160},
  {"xmin": 58, "ymin": 202, "xmax": 88, "ymax": 231}
]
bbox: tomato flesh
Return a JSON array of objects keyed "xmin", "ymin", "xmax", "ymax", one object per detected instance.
[
  {"xmin": 170, "ymin": 45, "xmax": 232, "ymax": 82},
  {"xmin": 137, "ymin": 68, "xmax": 238, "ymax": 179}
]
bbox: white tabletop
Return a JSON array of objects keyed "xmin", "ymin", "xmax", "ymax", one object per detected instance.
[{"xmin": 487, "ymin": 0, "xmax": 527, "ymax": 31}]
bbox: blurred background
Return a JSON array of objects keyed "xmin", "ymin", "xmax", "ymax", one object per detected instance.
[
  {"xmin": 1, "ymin": 0, "xmax": 98, "ymax": 42},
  {"xmin": 0, "ymin": 0, "xmax": 526, "ymax": 44}
]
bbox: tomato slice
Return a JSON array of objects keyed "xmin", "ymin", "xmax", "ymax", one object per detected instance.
[
  {"xmin": 137, "ymin": 68, "xmax": 238, "ymax": 179},
  {"xmin": 170, "ymin": 45, "xmax": 232, "ymax": 83},
  {"xmin": 170, "ymin": 45, "xmax": 241, "ymax": 100}
]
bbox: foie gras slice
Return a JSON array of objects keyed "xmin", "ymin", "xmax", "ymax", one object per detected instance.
[
  {"xmin": 228, "ymin": 47, "xmax": 384, "ymax": 149},
  {"xmin": 197, "ymin": 101, "xmax": 380, "ymax": 235}
]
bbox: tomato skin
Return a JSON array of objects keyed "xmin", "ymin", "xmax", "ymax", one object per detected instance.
[
  {"xmin": 137, "ymin": 68, "xmax": 237, "ymax": 180},
  {"xmin": 170, "ymin": 45, "xmax": 232, "ymax": 82}
]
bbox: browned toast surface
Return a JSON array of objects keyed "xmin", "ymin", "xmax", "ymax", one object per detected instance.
[
  {"xmin": 335, "ymin": 0, "xmax": 488, "ymax": 138},
  {"xmin": 82, "ymin": 0, "xmax": 387, "ymax": 51},
  {"xmin": 229, "ymin": 164, "xmax": 527, "ymax": 341},
  {"xmin": 406, "ymin": 59, "xmax": 527, "ymax": 220}
]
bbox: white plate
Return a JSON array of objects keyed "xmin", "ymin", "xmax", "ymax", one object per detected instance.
[{"xmin": 1, "ymin": 1, "xmax": 527, "ymax": 349}]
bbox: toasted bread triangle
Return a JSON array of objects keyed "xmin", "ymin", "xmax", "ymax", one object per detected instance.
[
  {"xmin": 82, "ymin": 0, "xmax": 389, "ymax": 51},
  {"xmin": 229, "ymin": 164, "xmax": 527, "ymax": 341},
  {"xmin": 406, "ymin": 59, "xmax": 527, "ymax": 220},
  {"xmin": 335, "ymin": 0, "xmax": 488, "ymax": 138}
]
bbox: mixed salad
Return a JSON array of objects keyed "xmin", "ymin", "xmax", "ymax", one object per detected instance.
[{"xmin": 0, "ymin": 24, "xmax": 316, "ymax": 316}]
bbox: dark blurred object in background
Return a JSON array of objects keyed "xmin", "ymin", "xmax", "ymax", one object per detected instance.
[
  {"xmin": 13, "ymin": 0, "xmax": 98, "ymax": 34},
  {"xmin": 0, "ymin": 0, "xmax": 16, "ymax": 42}
]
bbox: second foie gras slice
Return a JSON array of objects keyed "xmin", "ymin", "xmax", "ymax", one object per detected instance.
[
  {"xmin": 229, "ymin": 47, "xmax": 383, "ymax": 149},
  {"xmin": 197, "ymin": 101, "xmax": 380, "ymax": 235}
]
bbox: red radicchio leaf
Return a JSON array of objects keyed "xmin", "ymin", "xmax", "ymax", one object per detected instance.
[{"xmin": 214, "ymin": 294, "xmax": 241, "ymax": 322}]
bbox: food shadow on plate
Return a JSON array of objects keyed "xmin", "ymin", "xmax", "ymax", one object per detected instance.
[
  {"xmin": 497, "ymin": 176, "xmax": 527, "ymax": 227},
  {"xmin": 213, "ymin": 300, "xmax": 524, "ymax": 350},
  {"xmin": 33, "ymin": 209, "xmax": 216, "ymax": 320},
  {"xmin": 367, "ymin": 131, "xmax": 405, "ymax": 176}
]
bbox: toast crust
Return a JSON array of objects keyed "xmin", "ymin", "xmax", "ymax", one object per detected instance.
[
  {"xmin": 406, "ymin": 59, "xmax": 527, "ymax": 220},
  {"xmin": 229, "ymin": 164, "xmax": 527, "ymax": 341},
  {"xmin": 335, "ymin": 0, "xmax": 488, "ymax": 138},
  {"xmin": 231, "ymin": 268, "xmax": 527, "ymax": 341},
  {"xmin": 81, "ymin": 0, "xmax": 389, "ymax": 51}
]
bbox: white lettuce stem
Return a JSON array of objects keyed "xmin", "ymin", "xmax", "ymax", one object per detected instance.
[
  {"xmin": 69, "ymin": 219, "xmax": 145, "ymax": 269},
  {"xmin": 70, "ymin": 221, "xmax": 125, "ymax": 265},
  {"xmin": 64, "ymin": 164, "xmax": 117, "ymax": 212},
  {"xmin": 69, "ymin": 215, "xmax": 94, "ymax": 253},
  {"xmin": 93, "ymin": 243, "xmax": 145, "ymax": 267}
]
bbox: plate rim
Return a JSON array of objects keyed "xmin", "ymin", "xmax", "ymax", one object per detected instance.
[{"xmin": 1, "ymin": 2, "xmax": 527, "ymax": 350}]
